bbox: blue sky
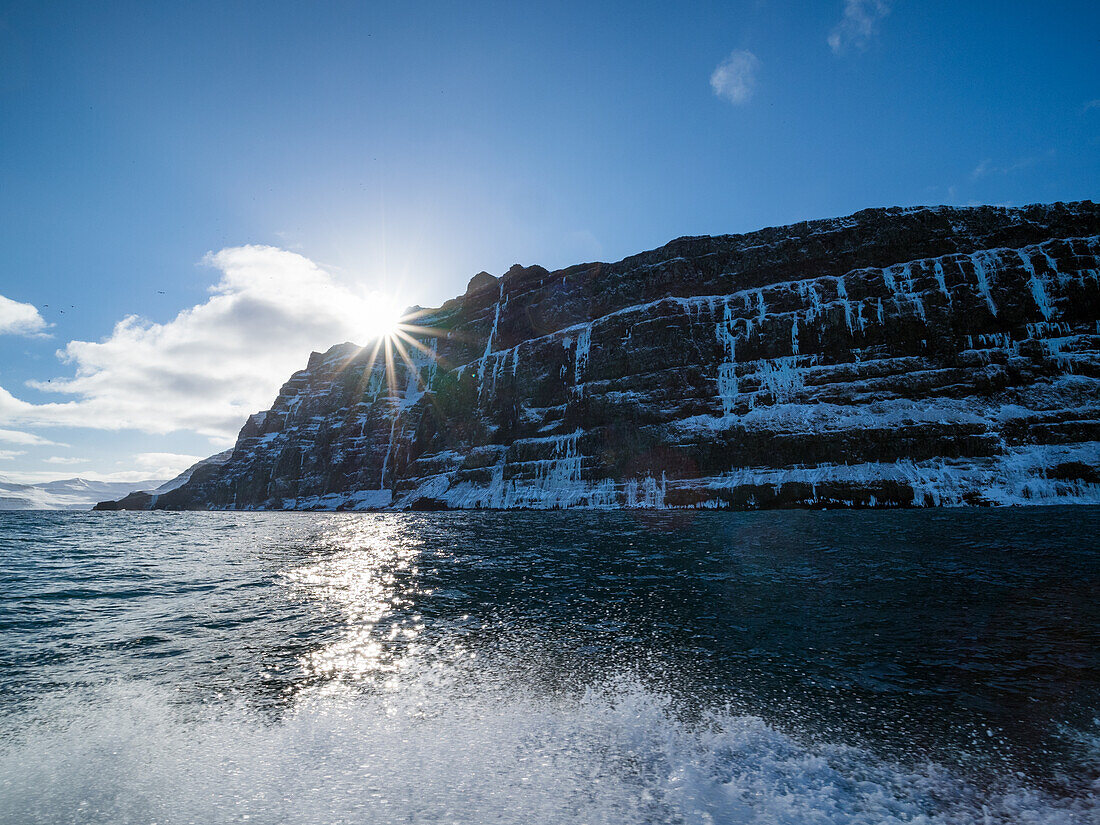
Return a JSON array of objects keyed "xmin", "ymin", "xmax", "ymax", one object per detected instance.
[{"xmin": 0, "ymin": 0, "xmax": 1098, "ymax": 482}]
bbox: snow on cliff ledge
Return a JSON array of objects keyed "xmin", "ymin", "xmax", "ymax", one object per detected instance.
[{"xmin": 100, "ymin": 202, "xmax": 1100, "ymax": 511}]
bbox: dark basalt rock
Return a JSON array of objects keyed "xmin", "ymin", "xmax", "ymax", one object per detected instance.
[
  {"xmin": 465, "ymin": 271, "xmax": 498, "ymax": 297},
  {"xmin": 93, "ymin": 491, "xmax": 154, "ymax": 511},
  {"xmin": 99, "ymin": 201, "xmax": 1100, "ymax": 511}
]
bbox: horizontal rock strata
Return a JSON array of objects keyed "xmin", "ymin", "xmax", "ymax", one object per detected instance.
[{"xmin": 101, "ymin": 202, "xmax": 1100, "ymax": 510}]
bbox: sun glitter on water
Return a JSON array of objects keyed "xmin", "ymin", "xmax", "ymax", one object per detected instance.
[{"xmin": 284, "ymin": 518, "xmax": 424, "ymax": 683}]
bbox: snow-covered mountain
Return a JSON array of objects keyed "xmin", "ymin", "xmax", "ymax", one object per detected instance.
[
  {"xmin": 149, "ymin": 450, "xmax": 233, "ymax": 495},
  {"xmin": 91, "ymin": 451, "xmax": 232, "ymax": 511},
  {"xmin": 100, "ymin": 201, "xmax": 1100, "ymax": 510},
  {"xmin": 1, "ymin": 452, "xmax": 234, "ymax": 511},
  {"xmin": 0, "ymin": 477, "xmax": 167, "ymax": 511}
]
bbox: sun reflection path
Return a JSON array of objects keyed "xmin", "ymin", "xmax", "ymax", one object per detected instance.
[
  {"xmin": 283, "ymin": 517, "xmax": 426, "ymax": 686},
  {"xmin": 276, "ymin": 308, "xmax": 475, "ymax": 686}
]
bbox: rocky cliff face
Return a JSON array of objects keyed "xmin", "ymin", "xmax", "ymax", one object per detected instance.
[{"xmin": 106, "ymin": 202, "xmax": 1100, "ymax": 511}]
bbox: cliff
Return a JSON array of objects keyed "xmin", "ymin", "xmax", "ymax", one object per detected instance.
[
  {"xmin": 92, "ymin": 451, "xmax": 231, "ymax": 511},
  {"xmin": 100, "ymin": 202, "xmax": 1100, "ymax": 511}
]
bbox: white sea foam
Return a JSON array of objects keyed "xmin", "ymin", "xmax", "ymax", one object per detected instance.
[{"xmin": 2, "ymin": 668, "xmax": 1096, "ymax": 825}]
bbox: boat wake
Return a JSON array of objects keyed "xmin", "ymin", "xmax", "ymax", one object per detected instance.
[{"xmin": 2, "ymin": 662, "xmax": 1097, "ymax": 825}]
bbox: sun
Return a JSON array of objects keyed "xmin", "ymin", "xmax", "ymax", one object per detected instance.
[
  {"xmin": 352, "ymin": 295, "xmax": 442, "ymax": 401},
  {"xmin": 360, "ymin": 296, "xmax": 407, "ymax": 343}
]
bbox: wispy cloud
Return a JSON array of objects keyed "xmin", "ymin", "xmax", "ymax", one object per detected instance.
[
  {"xmin": 710, "ymin": 50, "xmax": 760, "ymax": 105},
  {"xmin": 131, "ymin": 452, "xmax": 205, "ymax": 477},
  {"xmin": 1082, "ymin": 99, "xmax": 1100, "ymax": 113},
  {"xmin": 0, "ymin": 246, "xmax": 398, "ymax": 442},
  {"xmin": 0, "ymin": 428, "xmax": 64, "ymax": 447},
  {"xmin": 828, "ymin": 0, "xmax": 891, "ymax": 54},
  {"xmin": 0, "ymin": 293, "xmax": 48, "ymax": 336},
  {"xmin": 0, "ymin": 449, "xmax": 26, "ymax": 460},
  {"xmin": 971, "ymin": 156, "xmax": 1036, "ymax": 180},
  {"xmin": 42, "ymin": 456, "xmax": 88, "ymax": 465}
]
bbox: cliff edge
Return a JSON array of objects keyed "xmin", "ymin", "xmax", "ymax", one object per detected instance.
[{"xmin": 99, "ymin": 202, "xmax": 1100, "ymax": 510}]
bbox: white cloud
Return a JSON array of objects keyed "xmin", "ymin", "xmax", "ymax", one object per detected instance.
[
  {"xmin": 42, "ymin": 456, "xmax": 88, "ymax": 465},
  {"xmin": 971, "ymin": 157, "xmax": 1036, "ymax": 180},
  {"xmin": 710, "ymin": 50, "xmax": 760, "ymax": 105},
  {"xmin": 0, "ymin": 428, "xmax": 64, "ymax": 446},
  {"xmin": 131, "ymin": 452, "xmax": 205, "ymax": 477},
  {"xmin": 0, "ymin": 449, "xmax": 26, "ymax": 460},
  {"xmin": 0, "ymin": 293, "xmax": 48, "ymax": 336},
  {"xmin": 828, "ymin": 0, "xmax": 891, "ymax": 54},
  {"xmin": 0, "ymin": 246, "xmax": 399, "ymax": 441}
]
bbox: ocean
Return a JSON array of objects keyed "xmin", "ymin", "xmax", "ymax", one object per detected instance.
[{"xmin": 1, "ymin": 508, "xmax": 1098, "ymax": 824}]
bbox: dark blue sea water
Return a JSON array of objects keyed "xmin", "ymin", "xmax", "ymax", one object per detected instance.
[{"xmin": 1, "ymin": 508, "xmax": 1098, "ymax": 824}]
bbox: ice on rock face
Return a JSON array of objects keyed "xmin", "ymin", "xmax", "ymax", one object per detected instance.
[
  {"xmin": 933, "ymin": 260, "xmax": 952, "ymax": 305},
  {"xmin": 366, "ymin": 361, "xmax": 386, "ymax": 398},
  {"xmin": 877, "ymin": 262, "xmax": 927, "ymax": 323},
  {"xmin": 1042, "ymin": 337, "xmax": 1077, "ymax": 372},
  {"xmin": 624, "ymin": 473, "xmax": 667, "ymax": 508},
  {"xmin": 1039, "ymin": 249, "xmax": 1066, "ymax": 285},
  {"xmin": 882, "ymin": 266, "xmax": 897, "ymax": 294},
  {"xmin": 426, "ymin": 338, "xmax": 439, "ymax": 388},
  {"xmin": 715, "ymin": 300, "xmax": 740, "ymax": 415},
  {"xmin": 1025, "ymin": 321, "xmax": 1070, "ymax": 339},
  {"xmin": 896, "ymin": 263, "xmax": 916, "ymax": 294},
  {"xmin": 534, "ymin": 431, "xmax": 586, "ymax": 504},
  {"xmin": 574, "ymin": 325, "xmax": 592, "ymax": 384},
  {"xmin": 1018, "ymin": 249, "xmax": 1055, "ymax": 321},
  {"xmin": 379, "ymin": 409, "xmax": 399, "ymax": 491},
  {"xmin": 376, "ymin": 332, "xmax": 445, "ymax": 491},
  {"xmin": 116, "ymin": 204, "xmax": 1100, "ymax": 512},
  {"xmin": 831, "ymin": 276, "xmax": 854, "ymax": 331},
  {"xmin": 477, "ymin": 282, "xmax": 505, "ymax": 387},
  {"xmin": 967, "ymin": 251, "xmax": 999, "ymax": 316},
  {"xmin": 753, "ymin": 356, "xmax": 813, "ymax": 403},
  {"xmin": 909, "ymin": 294, "xmax": 926, "ymax": 322},
  {"xmin": 402, "ymin": 340, "xmax": 433, "ymax": 407},
  {"xmin": 799, "ymin": 282, "xmax": 823, "ymax": 322},
  {"xmin": 443, "ymin": 431, "xmax": 620, "ymax": 510},
  {"xmin": 707, "ymin": 443, "xmax": 1100, "ymax": 509},
  {"xmin": 854, "ymin": 301, "xmax": 867, "ymax": 332}
]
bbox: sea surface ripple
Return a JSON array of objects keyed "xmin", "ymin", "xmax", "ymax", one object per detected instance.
[{"xmin": 1, "ymin": 509, "xmax": 1098, "ymax": 824}]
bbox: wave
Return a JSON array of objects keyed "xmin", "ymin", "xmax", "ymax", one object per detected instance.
[{"xmin": 1, "ymin": 664, "xmax": 1097, "ymax": 825}]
